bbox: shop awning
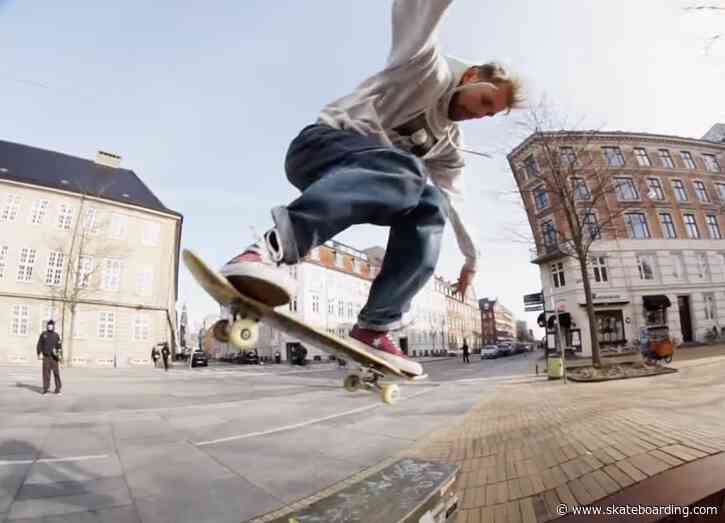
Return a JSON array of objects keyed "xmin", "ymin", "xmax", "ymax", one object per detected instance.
[
  {"xmin": 643, "ymin": 295, "xmax": 671, "ymax": 310},
  {"xmin": 547, "ymin": 312, "xmax": 571, "ymax": 329}
]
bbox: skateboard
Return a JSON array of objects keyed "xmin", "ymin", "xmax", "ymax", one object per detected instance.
[{"xmin": 182, "ymin": 249, "xmax": 426, "ymax": 405}]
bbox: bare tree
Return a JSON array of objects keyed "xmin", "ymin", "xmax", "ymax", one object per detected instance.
[
  {"xmin": 40, "ymin": 185, "xmax": 123, "ymax": 366},
  {"xmin": 684, "ymin": 3, "xmax": 724, "ymax": 53},
  {"xmin": 509, "ymin": 103, "xmax": 634, "ymax": 367}
]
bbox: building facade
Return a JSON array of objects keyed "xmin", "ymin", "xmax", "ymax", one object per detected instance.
[
  {"xmin": 509, "ymin": 125, "xmax": 725, "ymax": 355},
  {"xmin": 0, "ymin": 141, "xmax": 182, "ymax": 366},
  {"xmin": 479, "ymin": 298, "xmax": 516, "ymax": 345},
  {"xmin": 444, "ymin": 284, "xmax": 482, "ymax": 351}
]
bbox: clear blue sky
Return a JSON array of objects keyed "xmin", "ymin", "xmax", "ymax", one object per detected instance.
[{"xmin": 2, "ymin": 1, "xmax": 723, "ymax": 333}]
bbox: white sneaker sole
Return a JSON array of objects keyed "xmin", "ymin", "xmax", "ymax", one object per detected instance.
[{"xmin": 220, "ymin": 262, "xmax": 296, "ymax": 307}]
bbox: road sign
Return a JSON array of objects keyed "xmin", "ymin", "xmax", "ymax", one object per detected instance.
[
  {"xmin": 523, "ymin": 292, "xmax": 544, "ymax": 305},
  {"xmin": 525, "ymin": 305, "xmax": 544, "ymax": 312}
]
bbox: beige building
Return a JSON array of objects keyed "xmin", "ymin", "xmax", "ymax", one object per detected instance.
[
  {"xmin": 510, "ymin": 124, "xmax": 725, "ymax": 355},
  {"xmin": 444, "ymin": 282, "xmax": 482, "ymax": 351},
  {"xmin": 0, "ymin": 141, "xmax": 182, "ymax": 367}
]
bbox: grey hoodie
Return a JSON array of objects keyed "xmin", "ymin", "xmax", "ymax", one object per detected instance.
[{"xmin": 318, "ymin": 0, "xmax": 481, "ymax": 271}]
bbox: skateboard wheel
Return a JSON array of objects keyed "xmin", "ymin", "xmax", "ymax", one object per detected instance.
[
  {"xmin": 343, "ymin": 374, "xmax": 362, "ymax": 392},
  {"xmin": 229, "ymin": 318, "xmax": 258, "ymax": 349},
  {"xmin": 211, "ymin": 320, "xmax": 230, "ymax": 343},
  {"xmin": 380, "ymin": 384, "xmax": 400, "ymax": 405}
]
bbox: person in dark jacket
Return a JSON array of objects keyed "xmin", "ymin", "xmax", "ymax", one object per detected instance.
[
  {"xmin": 462, "ymin": 341, "xmax": 470, "ymax": 364},
  {"xmin": 161, "ymin": 343, "xmax": 170, "ymax": 371},
  {"xmin": 36, "ymin": 320, "xmax": 62, "ymax": 394}
]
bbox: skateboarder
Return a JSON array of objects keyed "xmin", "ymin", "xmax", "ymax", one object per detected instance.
[{"xmin": 221, "ymin": 0, "xmax": 523, "ymax": 376}]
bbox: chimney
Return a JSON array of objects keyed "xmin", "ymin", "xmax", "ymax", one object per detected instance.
[{"xmin": 95, "ymin": 150, "xmax": 122, "ymax": 168}]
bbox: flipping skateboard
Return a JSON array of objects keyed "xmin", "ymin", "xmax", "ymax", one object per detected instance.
[{"xmin": 182, "ymin": 249, "xmax": 426, "ymax": 405}]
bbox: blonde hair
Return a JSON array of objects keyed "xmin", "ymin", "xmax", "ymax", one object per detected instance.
[{"xmin": 476, "ymin": 62, "xmax": 525, "ymax": 113}]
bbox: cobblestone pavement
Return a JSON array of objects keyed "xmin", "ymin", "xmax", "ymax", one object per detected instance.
[{"xmin": 399, "ymin": 345, "xmax": 725, "ymax": 523}]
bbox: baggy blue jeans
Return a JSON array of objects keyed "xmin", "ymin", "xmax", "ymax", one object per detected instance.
[{"xmin": 272, "ymin": 124, "xmax": 449, "ymax": 331}]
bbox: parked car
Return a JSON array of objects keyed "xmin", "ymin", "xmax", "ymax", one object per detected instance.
[
  {"xmin": 497, "ymin": 344, "xmax": 513, "ymax": 356},
  {"xmin": 447, "ymin": 348, "xmax": 460, "ymax": 357},
  {"xmin": 191, "ymin": 350, "xmax": 209, "ymax": 367},
  {"xmin": 480, "ymin": 345, "xmax": 500, "ymax": 359},
  {"xmin": 242, "ymin": 350, "xmax": 260, "ymax": 365}
]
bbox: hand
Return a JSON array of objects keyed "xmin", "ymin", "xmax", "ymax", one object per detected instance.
[
  {"xmin": 37, "ymin": 354, "xmax": 42, "ymax": 361},
  {"xmin": 452, "ymin": 265, "xmax": 476, "ymax": 297}
]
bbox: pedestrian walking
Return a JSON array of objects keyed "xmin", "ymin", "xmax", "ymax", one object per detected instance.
[
  {"xmin": 151, "ymin": 345, "xmax": 160, "ymax": 368},
  {"xmin": 36, "ymin": 320, "xmax": 62, "ymax": 395},
  {"xmin": 462, "ymin": 341, "xmax": 470, "ymax": 364},
  {"xmin": 161, "ymin": 343, "xmax": 170, "ymax": 371}
]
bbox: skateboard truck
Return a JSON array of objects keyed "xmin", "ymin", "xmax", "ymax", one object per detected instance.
[{"xmin": 343, "ymin": 367, "xmax": 400, "ymax": 404}]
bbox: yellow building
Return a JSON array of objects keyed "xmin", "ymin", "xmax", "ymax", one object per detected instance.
[{"xmin": 0, "ymin": 141, "xmax": 182, "ymax": 367}]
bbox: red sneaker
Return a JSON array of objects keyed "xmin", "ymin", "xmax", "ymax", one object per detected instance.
[
  {"xmin": 350, "ymin": 325, "xmax": 423, "ymax": 376},
  {"xmin": 220, "ymin": 229, "xmax": 296, "ymax": 307}
]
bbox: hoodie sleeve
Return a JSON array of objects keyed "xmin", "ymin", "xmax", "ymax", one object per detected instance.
[
  {"xmin": 426, "ymin": 130, "xmax": 481, "ymax": 272},
  {"xmin": 387, "ymin": 0, "xmax": 455, "ymax": 69}
]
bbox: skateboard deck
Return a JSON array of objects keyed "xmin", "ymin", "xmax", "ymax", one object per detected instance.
[{"xmin": 182, "ymin": 249, "xmax": 425, "ymax": 403}]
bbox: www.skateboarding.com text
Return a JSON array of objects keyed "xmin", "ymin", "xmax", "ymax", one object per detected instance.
[{"xmin": 558, "ymin": 502, "xmax": 719, "ymax": 518}]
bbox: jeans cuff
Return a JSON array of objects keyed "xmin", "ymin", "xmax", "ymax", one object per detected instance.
[
  {"xmin": 271, "ymin": 206, "xmax": 300, "ymax": 264},
  {"xmin": 355, "ymin": 317, "xmax": 405, "ymax": 332}
]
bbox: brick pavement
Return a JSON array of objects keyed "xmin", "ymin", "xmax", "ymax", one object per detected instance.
[{"xmin": 400, "ymin": 346, "xmax": 725, "ymax": 523}]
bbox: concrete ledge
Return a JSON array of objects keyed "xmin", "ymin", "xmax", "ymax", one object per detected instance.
[
  {"xmin": 558, "ymin": 452, "xmax": 725, "ymax": 522},
  {"xmin": 247, "ymin": 458, "xmax": 459, "ymax": 523}
]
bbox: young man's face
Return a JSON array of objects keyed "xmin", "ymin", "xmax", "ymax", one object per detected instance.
[{"xmin": 448, "ymin": 68, "xmax": 512, "ymax": 122}]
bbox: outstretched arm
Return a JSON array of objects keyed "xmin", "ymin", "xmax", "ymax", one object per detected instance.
[{"xmin": 387, "ymin": 0, "xmax": 455, "ymax": 69}]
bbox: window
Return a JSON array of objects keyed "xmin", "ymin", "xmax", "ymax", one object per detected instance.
[
  {"xmin": 98, "ymin": 312, "xmax": 116, "ymax": 339},
  {"xmin": 596, "ymin": 310, "xmax": 625, "ymax": 346},
  {"xmin": 30, "ymin": 199, "xmax": 49, "ymax": 225},
  {"xmin": 704, "ymin": 294, "xmax": 716, "ymax": 321},
  {"xmin": 133, "ymin": 314, "xmax": 151, "ymax": 341},
  {"xmin": 142, "ymin": 222, "xmax": 160, "ymax": 247},
  {"xmin": 16, "ymin": 248, "xmax": 37, "ymax": 282},
  {"xmin": 615, "ymin": 177, "xmax": 639, "ymax": 201},
  {"xmin": 634, "ymin": 147, "xmax": 651, "ymax": 167},
  {"xmin": 683, "ymin": 213, "xmax": 700, "ymax": 239},
  {"xmin": 289, "ymin": 296, "xmax": 298, "ymax": 312},
  {"xmin": 102, "ymin": 258, "xmax": 123, "ymax": 291},
  {"xmin": 636, "ymin": 254, "xmax": 656, "ymax": 280},
  {"xmin": 624, "ymin": 212, "xmax": 651, "ymax": 239},
  {"xmin": 334, "ymin": 252, "xmax": 344, "ymax": 268},
  {"xmin": 559, "ymin": 147, "xmax": 577, "ymax": 168},
  {"xmin": 658, "ymin": 149, "xmax": 674, "ymax": 168},
  {"xmin": 659, "ymin": 212, "xmax": 677, "ymax": 239},
  {"xmin": 602, "ymin": 146, "xmax": 625, "ymax": 167},
  {"xmin": 288, "ymin": 266, "xmax": 297, "ymax": 279},
  {"xmin": 353, "ymin": 259, "xmax": 361, "ymax": 274},
  {"xmin": 312, "ymin": 294, "xmax": 320, "ymax": 313},
  {"xmin": 693, "ymin": 181, "xmax": 710, "ymax": 203},
  {"xmin": 707, "ymin": 215, "xmax": 722, "ymax": 239},
  {"xmin": 136, "ymin": 266, "xmax": 153, "ymax": 296},
  {"xmin": 77, "ymin": 256, "xmax": 94, "ymax": 288},
  {"xmin": 348, "ymin": 302, "xmax": 354, "ymax": 320},
  {"xmin": 72, "ymin": 311, "xmax": 87, "ymax": 339},
  {"xmin": 328, "ymin": 299, "xmax": 334, "ymax": 315},
  {"xmin": 591, "ymin": 256, "xmax": 608, "ymax": 283},
  {"xmin": 697, "ymin": 253, "xmax": 709, "ymax": 280},
  {"xmin": 57, "ymin": 204, "xmax": 73, "ymax": 230},
  {"xmin": 716, "ymin": 183, "xmax": 725, "ymax": 202},
  {"xmin": 583, "ymin": 211, "xmax": 600, "ymax": 240},
  {"xmin": 572, "ymin": 177, "xmax": 591, "ymax": 200},
  {"xmin": 541, "ymin": 220, "xmax": 557, "ymax": 249},
  {"xmin": 0, "ymin": 245, "xmax": 7, "ymax": 279},
  {"xmin": 1, "ymin": 194, "xmax": 20, "ymax": 223},
  {"xmin": 551, "ymin": 262, "xmax": 565, "ymax": 288},
  {"xmin": 83, "ymin": 207, "xmax": 99, "ymax": 234},
  {"xmin": 109, "ymin": 214, "xmax": 128, "ymax": 240},
  {"xmin": 681, "ymin": 151, "xmax": 696, "ymax": 169},
  {"xmin": 45, "ymin": 251, "xmax": 65, "ymax": 287},
  {"xmin": 671, "ymin": 254, "xmax": 685, "ymax": 280},
  {"xmin": 524, "ymin": 155, "xmax": 538, "ymax": 178},
  {"xmin": 703, "ymin": 154, "xmax": 721, "ymax": 173},
  {"xmin": 338, "ymin": 299, "xmax": 344, "ymax": 317},
  {"xmin": 533, "ymin": 186, "xmax": 549, "ymax": 210},
  {"xmin": 11, "ymin": 304, "xmax": 30, "ymax": 336},
  {"xmin": 671, "ymin": 180, "xmax": 688, "ymax": 202},
  {"xmin": 646, "ymin": 178, "xmax": 665, "ymax": 200}
]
